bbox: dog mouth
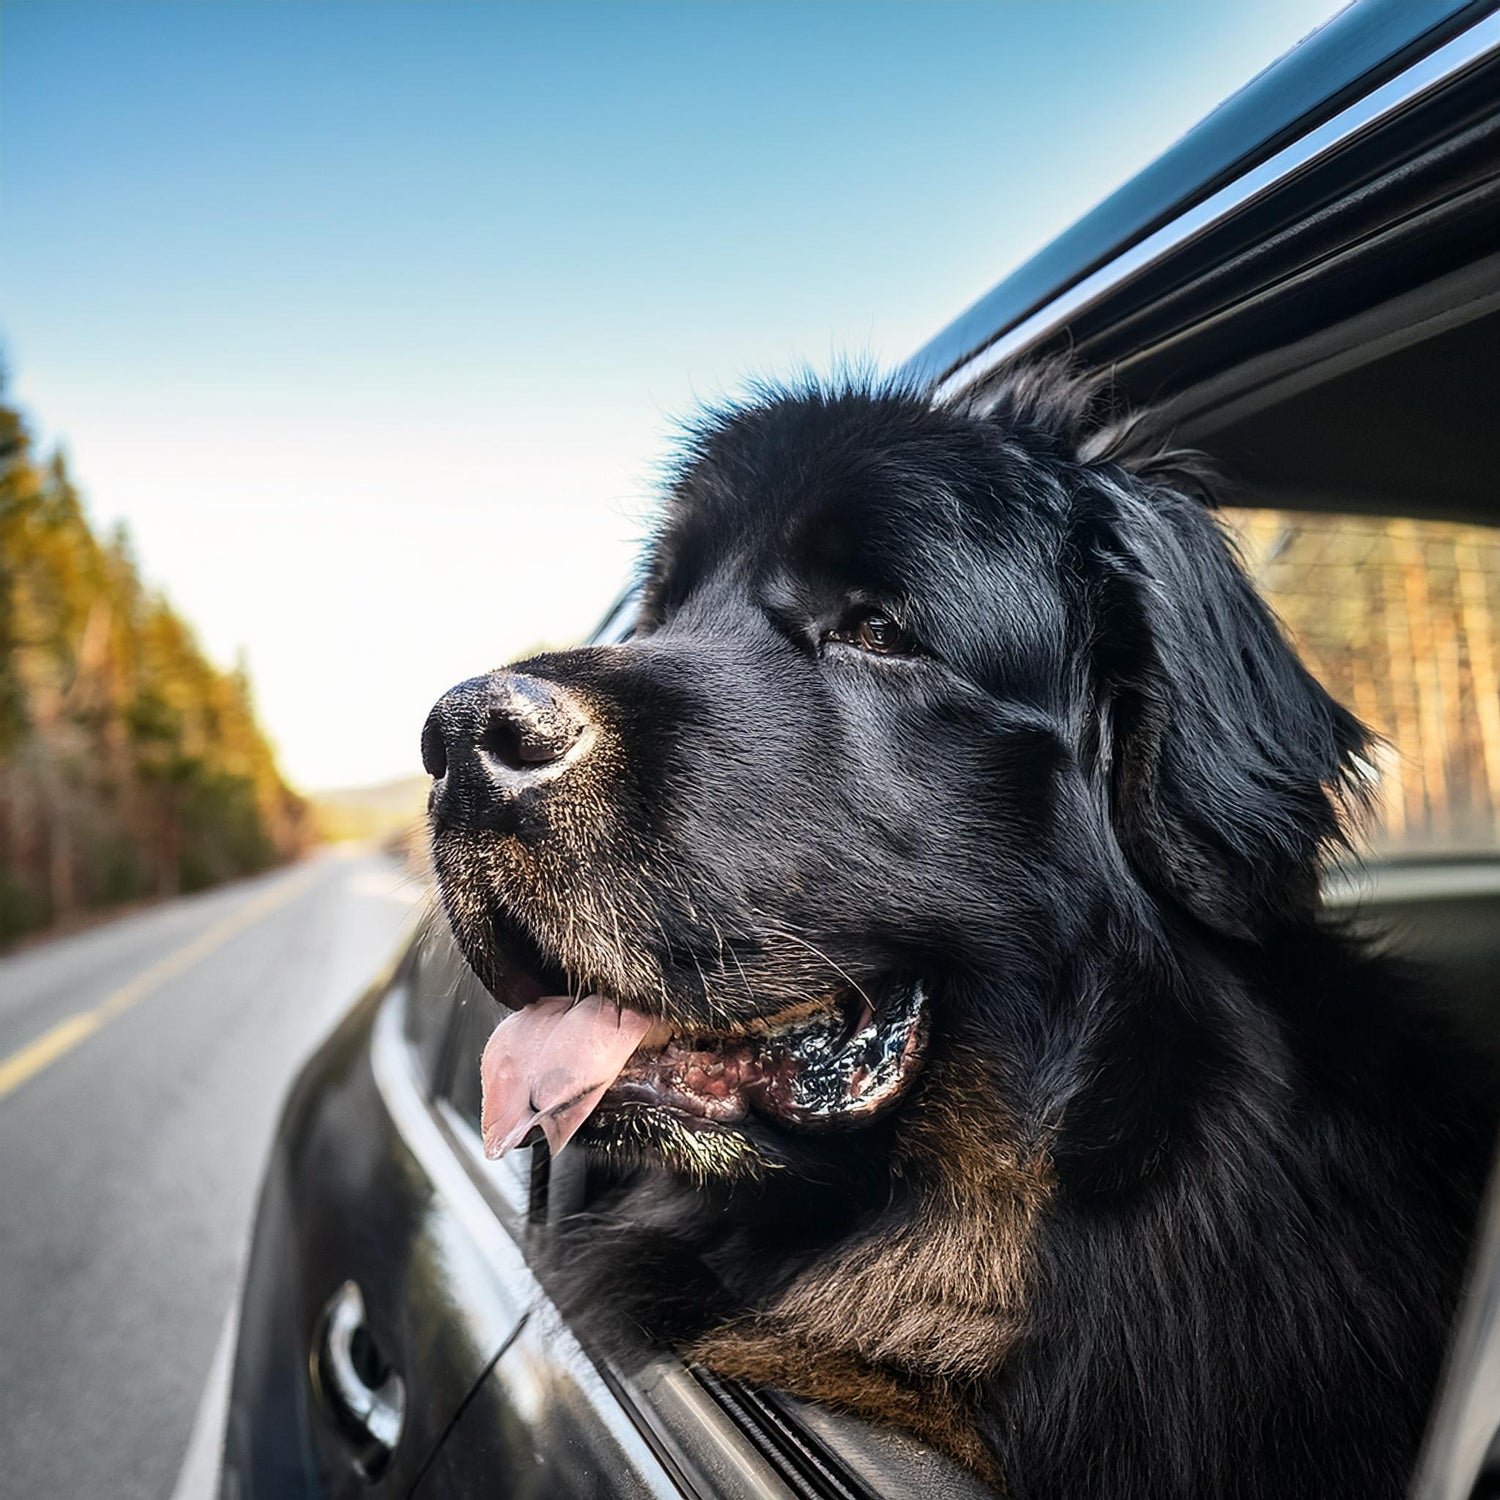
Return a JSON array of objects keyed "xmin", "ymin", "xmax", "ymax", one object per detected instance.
[{"xmin": 479, "ymin": 977, "xmax": 929, "ymax": 1163}]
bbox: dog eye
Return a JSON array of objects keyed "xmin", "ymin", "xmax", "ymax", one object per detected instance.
[{"xmin": 829, "ymin": 609, "xmax": 912, "ymax": 656}]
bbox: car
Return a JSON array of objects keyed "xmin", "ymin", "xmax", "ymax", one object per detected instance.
[{"xmin": 212, "ymin": 2, "xmax": 1500, "ymax": 1494}]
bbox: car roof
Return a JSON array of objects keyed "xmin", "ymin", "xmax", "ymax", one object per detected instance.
[{"xmin": 903, "ymin": 0, "xmax": 1496, "ymax": 390}]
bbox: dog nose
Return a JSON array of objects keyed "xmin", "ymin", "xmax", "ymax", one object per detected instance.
[{"xmin": 422, "ymin": 672, "xmax": 589, "ymax": 827}]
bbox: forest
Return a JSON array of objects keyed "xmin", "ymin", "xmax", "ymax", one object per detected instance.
[{"xmin": 0, "ymin": 385, "xmax": 308, "ymax": 943}]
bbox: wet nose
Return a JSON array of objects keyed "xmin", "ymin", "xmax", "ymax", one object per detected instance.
[{"xmin": 422, "ymin": 671, "xmax": 589, "ymax": 827}]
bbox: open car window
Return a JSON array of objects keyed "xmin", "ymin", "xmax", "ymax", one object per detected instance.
[{"xmin": 1221, "ymin": 507, "xmax": 1500, "ymax": 859}]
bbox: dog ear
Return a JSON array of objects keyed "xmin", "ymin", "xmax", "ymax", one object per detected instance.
[
  {"xmin": 961, "ymin": 358, "xmax": 1371, "ymax": 936},
  {"xmin": 1069, "ymin": 463, "xmax": 1371, "ymax": 939}
]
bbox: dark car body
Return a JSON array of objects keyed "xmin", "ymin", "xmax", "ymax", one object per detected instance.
[{"xmin": 217, "ymin": 4, "xmax": 1500, "ymax": 1495}]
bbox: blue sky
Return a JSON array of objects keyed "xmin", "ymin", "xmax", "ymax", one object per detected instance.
[{"xmin": 1, "ymin": 0, "xmax": 1341, "ymax": 788}]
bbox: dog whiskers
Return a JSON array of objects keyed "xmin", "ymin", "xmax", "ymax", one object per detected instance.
[{"xmin": 761, "ymin": 926, "xmax": 875, "ymax": 1015}]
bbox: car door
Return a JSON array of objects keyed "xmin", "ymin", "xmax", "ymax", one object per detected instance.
[{"xmin": 223, "ymin": 931, "xmax": 536, "ymax": 1498}]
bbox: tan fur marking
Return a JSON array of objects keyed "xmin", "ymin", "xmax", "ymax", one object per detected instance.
[{"xmin": 688, "ymin": 1040, "xmax": 1052, "ymax": 1487}]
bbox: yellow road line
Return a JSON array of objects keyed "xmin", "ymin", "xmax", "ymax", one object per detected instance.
[{"xmin": 0, "ymin": 863, "xmax": 324, "ymax": 1102}]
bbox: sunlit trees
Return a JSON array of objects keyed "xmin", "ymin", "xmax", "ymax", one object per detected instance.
[
  {"xmin": 0, "ymin": 385, "xmax": 307, "ymax": 941},
  {"xmin": 1226, "ymin": 508, "xmax": 1500, "ymax": 857}
]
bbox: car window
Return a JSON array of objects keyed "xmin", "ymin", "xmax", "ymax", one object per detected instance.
[
  {"xmin": 403, "ymin": 919, "xmax": 495, "ymax": 1105},
  {"xmin": 1223, "ymin": 508, "xmax": 1500, "ymax": 860},
  {"xmin": 440, "ymin": 964, "xmax": 498, "ymax": 1131},
  {"xmin": 401, "ymin": 923, "xmax": 454, "ymax": 1089}
]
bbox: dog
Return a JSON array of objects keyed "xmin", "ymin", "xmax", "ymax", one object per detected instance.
[{"xmin": 422, "ymin": 360, "xmax": 1495, "ymax": 1498}]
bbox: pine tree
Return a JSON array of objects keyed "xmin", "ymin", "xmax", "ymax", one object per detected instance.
[{"xmin": 0, "ymin": 385, "xmax": 308, "ymax": 941}]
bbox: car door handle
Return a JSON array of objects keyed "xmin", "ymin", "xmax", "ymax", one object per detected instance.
[{"xmin": 310, "ymin": 1280, "xmax": 406, "ymax": 1475}]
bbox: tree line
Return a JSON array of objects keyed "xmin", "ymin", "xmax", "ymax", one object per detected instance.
[{"xmin": 0, "ymin": 384, "xmax": 308, "ymax": 943}]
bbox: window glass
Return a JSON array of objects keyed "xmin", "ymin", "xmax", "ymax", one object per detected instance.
[
  {"xmin": 405, "ymin": 918, "xmax": 495, "ymax": 1106},
  {"xmin": 1222, "ymin": 509, "xmax": 1500, "ymax": 858},
  {"xmin": 443, "ymin": 969, "xmax": 498, "ymax": 1131},
  {"xmin": 401, "ymin": 923, "xmax": 453, "ymax": 1089}
]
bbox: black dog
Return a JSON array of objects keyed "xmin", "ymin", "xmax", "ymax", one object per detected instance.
[{"xmin": 423, "ymin": 361, "xmax": 1495, "ymax": 1498}]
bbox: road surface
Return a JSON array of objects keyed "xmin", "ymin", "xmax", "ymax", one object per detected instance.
[{"xmin": 0, "ymin": 848, "xmax": 428, "ymax": 1499}]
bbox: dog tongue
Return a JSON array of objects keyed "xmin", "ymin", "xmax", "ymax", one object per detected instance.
[{"xmin": 480, "ymin": 993, "xmax": 654, "ymax": 1160}]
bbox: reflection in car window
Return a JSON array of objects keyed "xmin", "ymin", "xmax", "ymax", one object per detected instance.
[
  {"xmin": 402, "ymin": 919, "xmax": 457, "ymax": 1088},
  {"xmin": 1224, "ymin": 509, "xmax": 1500, "ymax": 858},
  {"xmin": 442, "ymin": 972, "xmax": 498, "ymax": 1131},
  {"xmin": 406, "ymin": 920, "xmax": 496, "ymax": 1116}
]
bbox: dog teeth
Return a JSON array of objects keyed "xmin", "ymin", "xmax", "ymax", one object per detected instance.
[{"xmin": 662, "ymin": 1004, "xmax": 841, "ymax": 1055}]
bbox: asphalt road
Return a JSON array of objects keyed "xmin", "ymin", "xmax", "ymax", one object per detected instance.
[{"xmin": 0, "ymin": 848, "xmax": 428, "ymax": 1500}]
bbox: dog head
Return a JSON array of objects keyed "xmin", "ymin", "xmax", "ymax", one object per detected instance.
[{"xmin": 423, "ymin": 362, "xmax": 1370, "ymax": 1184}]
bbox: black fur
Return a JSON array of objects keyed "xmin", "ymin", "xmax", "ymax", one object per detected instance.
[{"xmin": 429, "ymin": 360, "xmax": 1495, "ymax": 1498}]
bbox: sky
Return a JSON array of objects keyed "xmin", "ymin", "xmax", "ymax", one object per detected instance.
[{"xmin": 1, "ymin": 0, "xmax": 1344, "ymax": 791}]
